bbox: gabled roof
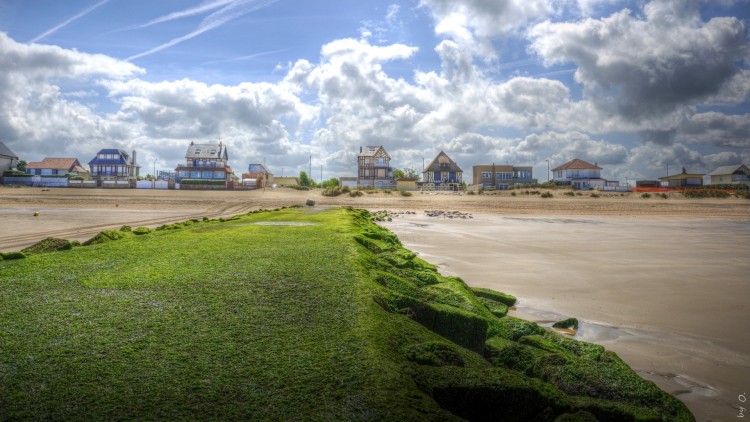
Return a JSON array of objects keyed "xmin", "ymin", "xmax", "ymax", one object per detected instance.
[
  {"xmin": 424, "ymin": 151, "xmax": 463, "ymax": 173},
  {"xmin": 359, "ymin": 146, "xmax": 390, "ymax": 158},
  {"xmin": 89, "ymin": 149, "xmax": 130, "ymax": 166},
  {"xmin": 0, "ymin": 141, "xmax": 18, "ymax": 159},
  {"xmin": 186, "ymin": 142, "xmax": 228, "ymax": 160},
  {"xmin": 248, "ymin": 164, "xmax": 271, "ymax": 174},
  {"xmin": 26, "ymin": 158, "xmax": 81, "ymax": 171},
  {"xmin": 708, "ymin": 164, "xmax": 749, "ymax": 176},
  {"xmin": 552, "ymin": 159, "xmax": 601, "ymax": 171}
]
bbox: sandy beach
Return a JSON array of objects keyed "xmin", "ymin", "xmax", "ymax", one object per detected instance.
[{"xmin": 1, "ymin": 186, "xmax": 749, "ymax": 421}]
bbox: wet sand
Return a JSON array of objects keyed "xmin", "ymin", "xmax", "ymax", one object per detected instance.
[
  {"xmin": 2, "ymin": 186, "xmax": 749, "ymax": 420},
  {"xmin": 382, "ymin": 214, "xmax": 750, "ymax": 422}
]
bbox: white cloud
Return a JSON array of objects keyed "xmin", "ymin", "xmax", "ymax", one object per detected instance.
[{"xmin": 528, "ymin": 4, "xmax": 748, "ymax": 122}]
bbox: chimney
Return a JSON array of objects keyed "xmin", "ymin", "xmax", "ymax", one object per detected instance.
[{"xmin": 360, "ymin": 146, "xmax": 362, "ymax": 153}]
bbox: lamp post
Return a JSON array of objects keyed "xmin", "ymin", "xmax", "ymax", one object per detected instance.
[
  {"xmin": 546, "ymin": 160, "xmax": 550, "ymax": 183},
  {"xmin": 153, "ymin": 159, "xmax": 156, "ymax": 189}
]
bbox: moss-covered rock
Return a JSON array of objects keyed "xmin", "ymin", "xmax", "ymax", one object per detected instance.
[
  {"xmin": 1, "ymin": 251, "xmax": 26, "ymax": 260},
  {"xmin": 119, "ymin": 225, "xmax": 132, "ymax": 232},
  {"xmin": 132, "ymin": 227, "xmax": 152, "ymax": 236},
  {"xmin": 478, "ymin": 296, "xmax": 509, "ymax": 318},
  {"xmin": 21, "ymin": 237, "xmax": 75, "ymax": 255},
  {"xmin": 471, "ymin": 287, "xmax": 517, "ymax": 306},
  {"xmin": 82, "ymin": 229, "xmax": 126, "ymax": 246},
  {"xmin": 553, "ymin": 318, "xmax": 579, "ymax": 330}
]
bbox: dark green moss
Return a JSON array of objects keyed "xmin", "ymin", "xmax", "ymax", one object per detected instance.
[
  {"xmin": 132, "ymin": 227, "xmax": 152, "ymax": 236},
  {"xmin": 1, "ymin": 251, "xmax": 26, "ymax": 260},
  {"xmin": 403, "ymin": 342, "xmax": 465, "ymax": 367},
  {"xmin": 477, "ymin": 296, "xmax": 509, "ymax": 318}
]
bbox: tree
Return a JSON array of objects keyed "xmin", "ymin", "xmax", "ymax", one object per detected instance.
[
  {"xmin": 299, "ymin": 171, "xmax": 315, "ymax": 187},
  {"xmin": 394, "ymin": 167, "xmax": 420, "ymax": 180},
  {"xmin": 321, "ymin": 177, "xmax": 339, "ymax": 188},
  {"xmin": 16, "ymin": 160, "xmax": 26, "ymax": 172}
]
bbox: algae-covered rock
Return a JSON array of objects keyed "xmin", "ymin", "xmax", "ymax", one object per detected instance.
[
  {"xmin": 471, "ymin": 287, "xmax": 517, "ymax": 306},
  {"xmin": 553, "ymin": 318, "xmax": 579, "ymax": 330},
  {"xmin": 22, "ymin": 237, "xmax": 75, "ymax": 255},
  {"xmin": 83, "ymin": 229, "xmax": 126, "ymax": 246},
  {"xmin": 133, "ymin": 227, "xmax": 152, "ymax": 235}
]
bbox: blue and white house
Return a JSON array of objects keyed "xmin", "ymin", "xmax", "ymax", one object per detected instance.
[
  {"xmin": 88, "ymin": 149, "xmax": 139, "ymax": 181},
  {"xmin": 422, "ymin": 151, "xmax": 463, "ymax": 190}
]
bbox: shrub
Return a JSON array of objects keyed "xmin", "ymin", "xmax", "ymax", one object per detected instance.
[
  {"xmin": 659, "ymin": 193, "xmax": 668, "ymax": 199},
  {"xmin": 341, "ymin": 185, "xmax": 351, "ymax": 193},
  {"xmin": 641, "ymin": 193, "xmax": 651, "ymax": 198},
  {"xmin": 322, "ymin": 186, "xmax": 343, "ymax": 197},
  {"xmin": 467, "ymin": 190, "xmax": 475, "ymax": 195},
  {"xmin": 682, "ymin": 189, "xmax": 730, "ymax": 198},
  {"xmin": 384, "ymin": 189, "xmax": 392, "ymax": 194},
  {"xmin": 120, "ymin": 225, "xmax": 132, "ymax": 232},
  {"xmin": 564, "ymin": 191, "xmax": 575, "ymax": 197},
  {"xmin": 349, "ymin": 190, "xmax": 364, "ymax": 197},
  {"xmin": 589, "ymin": 193, "xmax": 600, "ymax": 198},
  {"xmin": 540, "ymin": 192, "xmax": 553, "ymax": 198},
  {"xmin": 400, "ymin": 190, "xmax": 413, "ymax": 197},
  {"xmin": 511, "ymin": 191, "xmax": 516, "ymax": 196}
]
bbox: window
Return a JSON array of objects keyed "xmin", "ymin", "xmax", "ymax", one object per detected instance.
[
  {"xmin": 481, "ymin": 172, "xmax": 491, "ymax": 178},
  {"xmin": 496, "ymin": 172, "xmax": 511, "ymax": 180}
]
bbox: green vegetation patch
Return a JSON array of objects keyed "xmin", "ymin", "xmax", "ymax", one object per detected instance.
[{"xmin": 0, "ymin": 207, "xmax": 693, "ymax": 421}]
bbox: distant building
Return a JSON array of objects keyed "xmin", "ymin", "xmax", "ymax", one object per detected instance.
[
  {"xmin": 88, "ymin": 149, "xmax": 139, "ymax": 181},
  {"xmin": 659, "ymin": 168, "xmax": 704, "ymax": 188},
  {"xmin": 707, "ymin": 164, "xmax": 749, "ymax": 186},
  {"xmin": 0, "ymin": 141, "xmax": 19, "ymax": 173},
  {"xmin": 26, "ymin": 157, "xmax": 89, "ymax": 178},
  {"xmin": 423, "ymin": 151, "xmax": 463, "ymax": 190},
  {"xmin": 472, "ymin": 164, "xmax": 535, "ymax": 189},
  {"xmin": 244, "ymin": 164, "xmax": 274, "ymax": 189},
  {"xmin": 175, "ymin": 141, "xmax": 232, "ymax": 185},
  {"xmin": 274, "ymin": 177, "xmax": 300, "ymax": 187},
  {"xmin": 339, "ymin": 177, "xmax": 358, "ymax": 188},
  {"xmin": 551, "ymin": 159, "xmax": 604, "ymax": 190},
  {"xmin": 358, "ymin": 146, "xmax": 394, "ymax": 188}
]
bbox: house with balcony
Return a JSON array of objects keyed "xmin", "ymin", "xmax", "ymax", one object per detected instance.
[
  {"xmin": 88, "ymin": 149, "xmax": 139, "ymax": 181},
  {"xmin": 707, "ymin": 164, "xmax": 749, "ymax": 186},
  {"xmin": 175, "ymin": 142, "xmax": 232, "ymax": 188},
  {"xmin": 0, "ymin": 141, "xmax": 19, "ymax": 173},
  {"xmin": 551, "ymin": 158, "xmax": 605, "ymax": 190},
  {"xmin": 26, "ymin": 157, "xmax": 89, "ymax": 178},
  {"xmin": 472, "ymin": 164, "xmax": 536, "ymax": 189},
  {"xmin": 423, "ymin": 151, "xmax": 463, "ymax": 190},
  {"xmin": 358, "ymin": 146, "xmax": 394, "ymax": 188}
]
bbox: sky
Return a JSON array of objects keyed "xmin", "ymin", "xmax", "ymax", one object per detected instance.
[{"xmin": 0, "ymin": 0, "xmax": 748, "ymax": 182}]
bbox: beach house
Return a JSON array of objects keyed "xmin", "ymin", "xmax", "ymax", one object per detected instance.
[
  {"xmin": 472, "ymin": 164, "xmax": 535, "ymax": 189},
  {"xmin": 175, "ymin": 141, "xmax": 233, "ymax": 187},
  {"xmin": 707, "ymin": 164, "xmax": 749, "ymax": 186},
  {"xmin": 0, "ymin": 141, "xmax": 19, "ymax": 173},
  {"xmin": 26, "ymin": 157, "xmax": 89, "ymax": 178},
  {"xmin": 551, "ymin": 159, "xmax": 605, "ymax": 190},
  {"xmin": 423, "ymin": 151, "xmax": 463, "ymax": 190},
  {"xmin": 358, "ymin": 146, "xmax": 394, "ymax": 188},
  {"xmin": 659, "ymin": 168, "xmax": 705, "ymax": 188},
  {"xmin": 88, "ymin": 149, "xmax": 139, "ymax": 181},
  {"xmin": 244, "ymin": 163, "xmax": 274, "ymax": 189}
]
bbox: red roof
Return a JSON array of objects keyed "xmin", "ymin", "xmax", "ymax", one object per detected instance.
[
  {"xmin": 552, "ymin": 159, "xmax": 601, "ymax": 171},
  {"xmin": 26, "ymin": 158, "xmax": 81, "ymax": 171}
]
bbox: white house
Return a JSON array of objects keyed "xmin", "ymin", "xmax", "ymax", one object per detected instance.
[
  {"xmin": 707, "ymin": 164, "xmax": 749, "ymax": 186},
  {"xmin": 551, "ymin": 158, "xmax": 605, "ymax": 190},
  {"xmin": 0, "ymin": 141, "xmax": 19, "ymax": 173}
]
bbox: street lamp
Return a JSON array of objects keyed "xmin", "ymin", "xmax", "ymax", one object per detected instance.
[
  {"xmin": 153, "ymin": 159, "xmax": 157, "ymax": 189},
  {"xmin": 545, "ymin": 160, "xmax": 550, "ymax": 183}
]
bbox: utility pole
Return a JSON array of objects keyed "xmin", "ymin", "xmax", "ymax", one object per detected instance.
[{"xmin": 546, "ymin": 160, "xmax": 550, "ymax": 182}]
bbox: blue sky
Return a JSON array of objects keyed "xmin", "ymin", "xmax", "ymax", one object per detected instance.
[{"xmin": 0, "ymin": 0, "xmax": 748, "ymax": 181}]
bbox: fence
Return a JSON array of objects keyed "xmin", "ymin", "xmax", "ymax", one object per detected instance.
[
  {"xmin": 2, "ymin": 176, "xmax": 69, "ymax": 187},
  {"xmin": 136, "ymin": 180, "xmax": 169, "ymax": 189}
]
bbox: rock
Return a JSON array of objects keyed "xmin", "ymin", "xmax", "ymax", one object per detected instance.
[{"xmin": 306, "ymin": 198, "xmax": 315, "ymax": 206}]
